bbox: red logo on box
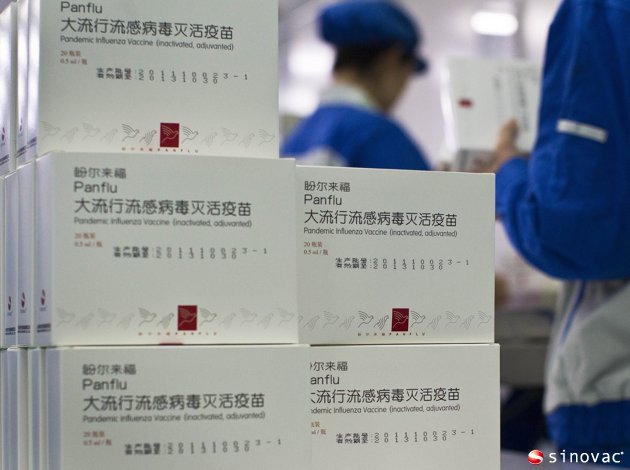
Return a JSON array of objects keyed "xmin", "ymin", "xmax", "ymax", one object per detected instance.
[
  {"xmin": 160, "ymin": 123, "xmax": 180, "ymax": 148},
  {"xmin": 458, "ymin": 98, "xmax": 474, "ymax": 108},
  {"xmin": 392, "ymin": 308, "xmax": 409, "ymax": 332},
  {"xmin": 178, "ymin": 305, "xmax": 198, "ymax": 331}
]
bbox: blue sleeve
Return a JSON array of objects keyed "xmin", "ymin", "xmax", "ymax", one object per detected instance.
[
  {"xmin": 350, "ymin": 121, "xmax": 431, "ymax": 171},
  {"xmin": 495, "ymin": 157, "xmax": 586, "ymax": 278},
  {"xmin": 496, "ymin": 0, "xmax": 630, "ymax": 280}
]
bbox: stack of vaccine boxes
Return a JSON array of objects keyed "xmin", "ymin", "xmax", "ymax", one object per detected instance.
[
  {"xmin": 1, "ymin": 2, "xmax": 501, "ymax": 470},
  {"xmin": 297, "ymin": 165, "xmax": 500, "ymax": 470},
  {"xmin": 1, "ymin": 1, "xmax": 311, "ymax": 469},
  {"xmin": 1, "ymin": 1, "xmax": 16, "ymax": 469}
]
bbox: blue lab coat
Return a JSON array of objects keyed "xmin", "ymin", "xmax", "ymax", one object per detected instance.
[
  {"xmin": 496, "ymin": 0, "xmax": 630, "ymax": 280},
  {"xmin": 282, "ymin": 84, "xmax": 431, "ymax": 171},
  {"xmin": 497, "ymin": 0, "xmax": 630, "ymax": 464}
]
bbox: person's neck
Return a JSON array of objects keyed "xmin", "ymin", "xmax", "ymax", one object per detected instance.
[{"xmin": 333, "ymin": 71, "xmax": 386, "ymax": 112}]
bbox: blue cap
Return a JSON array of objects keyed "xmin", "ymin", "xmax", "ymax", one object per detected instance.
[{"xmin": 319, "ymin": 0, "xmax": 428, "ymax": 73}]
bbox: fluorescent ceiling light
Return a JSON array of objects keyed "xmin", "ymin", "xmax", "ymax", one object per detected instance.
[{"xmin": 470, "ymin": 11, "xmax": 519, "ymax": 36}]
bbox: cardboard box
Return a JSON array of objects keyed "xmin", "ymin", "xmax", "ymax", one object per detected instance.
[
  {"xmin": 18, "ymin": 0, "xmax": 278, "ymax": 163},
  {"xmin": 297, "ymin": 166, "xmax": 495, "ymax": 344},
  {"xmin": 310, "ymin": 344, "xmax": 500, "ymax": 470},
  {"xmin": 3, "ymin": 171, "xmax": 17, "ymax": 346},
  {"xmin": 0, "ymin": 1, "xmax": 16, "ymax": 175},
  {"xmin": 36, "ymin": 153, "xmax": 297, "ymax": 346},
  {"xmin": 444, "ymin": 57, "xmax": 541, "ymax": 171},
  {"xmin": 17, "ymin": 161, "xmax": 35, "ymax": 346},
  {"xmin": 44, "ymin": 345, "xmax": 310, "ymax": 470}
]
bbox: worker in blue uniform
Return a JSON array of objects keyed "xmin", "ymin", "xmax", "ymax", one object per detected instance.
[
  {"xmin": 281, "ymin": 0, "xmax": 431, "ymax": 171},
  {"xmin": 485, "ymin": 0, "xmax": 630, "ymax": 465}
]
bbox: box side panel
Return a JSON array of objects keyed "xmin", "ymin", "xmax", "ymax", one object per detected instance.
[
  {"xmin": 17, "ymin": 161, "xmax": 34, "ymax": 346},
  {"xmin": 34, "ymin": 154, "xmax": 53, "ymax": 346},
  {"xmin": 15, "ymin": 0, "xmax": 28, "ymax": 163},
  {"xmin": 17, "ymin": 349, "xmax": 29, "ymax": 470},
  {"xmin": 0, "ymin": 4, "xmax": 14, "ymax": 175},
  {"xmin": 0, "ymin": 176, "xmax": 5, "ymax": 348},
  {"xmin": 28, "ymin": 348, "xmax": 41, "ymax": 470},
  {"xmin": 4, "ymin": 172, "xmax": 18, "ymax": 346},
  {"xmin": 45, "ymin": 348, "xmax": 61, "ymax": 470}
]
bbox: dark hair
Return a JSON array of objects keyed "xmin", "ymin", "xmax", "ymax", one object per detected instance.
[{"xmin": 333, "ymin": 44, "xmax": 413, "ymax": 73}]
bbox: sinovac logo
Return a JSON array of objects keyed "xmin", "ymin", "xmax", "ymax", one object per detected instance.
[
  {"xmin": 529, "ymin": 449, "xmax": 625, "ymax": 465},
  {"xmin": 528, "ymin": 450, "xmax": 543, "ymax": 465}
]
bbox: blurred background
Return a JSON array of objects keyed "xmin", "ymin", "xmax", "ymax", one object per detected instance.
[
  {"xmin": 279, "ymin": 1, "xmax": 564, "ymax": 460},
  {"xmin": 278, "ymin": 0, "xmax": 561, "ymax": 165}
]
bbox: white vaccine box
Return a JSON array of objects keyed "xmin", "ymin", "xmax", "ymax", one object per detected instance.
[
  {"xmin": 0, "ymin": 1, "xmax": 16, "ymax": 175},
  {"xmin": 18, "ymin": 348, "xmax": 29, "ymax": 470},
  {"xmin": 15, "ymin": 0, "xmax": 28, "ymax": 162},
  {"xmin": 0, "ymin": 348, "xmax": 6, "ymax": 470},
  {"xmin": 4, "ymin": 348, "xmax": 29, "ymax": 470},
  {"xmin": 28, "ymin": 348, "xmax": 43, "ymax": 470},
  {"xmin": 297, "ymin": 166, "xmax": 495, "ymax": 344},
  {"xmin": 36, "ymin": 153, "xmax": 297, "ymax": 346},
  {"xmin": 0, "ymin": 176, "xmax": 4, "ymax": 349},
  {"xmin": 444, "ymin": 57, "xmax": 541, "ymax": 171},
  {"xmin": 44, "ymin": 345, "xmax": 310, "ymax": 470},
  {"xmin": 3, "ymin": 171, "xmax": 17, "ymax": 346},
  {"xmin": 19, "ymin": 0, "xmax": 279, "ymax": 163},
  {"xmin": 17, "ymin": 161, "xmax": 35, "ymax": 346},
  {"xmin": 310, "ymin": 344, "xmax": 500, "ymax": 470}
]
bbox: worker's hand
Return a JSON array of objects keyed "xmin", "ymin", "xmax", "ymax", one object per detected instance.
[
  {"xmin": 495, "ymin": 118, "xmax": 520, "ymax": 164},
  {"xmin": 495, "ymin": 274, "xmax": 509, "ymax": 309},
  {"xmin": 473, "ymin": 119, "xmax": 521, "ymax": 173}
]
